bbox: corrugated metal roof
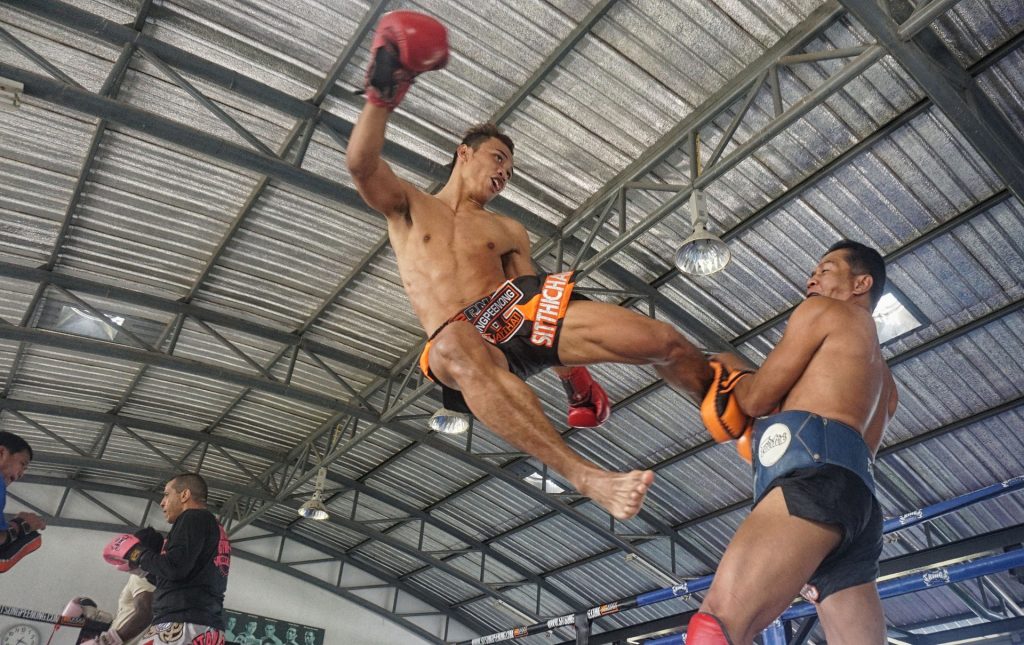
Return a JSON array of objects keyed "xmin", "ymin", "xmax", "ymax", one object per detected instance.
[{"xmin": 2, "ymin": 0, "xmax": 1023, "ymax": 642}]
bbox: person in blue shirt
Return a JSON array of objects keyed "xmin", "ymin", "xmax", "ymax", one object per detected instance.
[{"xmin": 0, "ymin": 431, "xmax": 46, "ymax": 572}]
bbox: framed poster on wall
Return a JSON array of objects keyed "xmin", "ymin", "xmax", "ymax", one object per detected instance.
[{"xmin": 223, "ymin": 610, "xmax": 324, "ymax": 645}]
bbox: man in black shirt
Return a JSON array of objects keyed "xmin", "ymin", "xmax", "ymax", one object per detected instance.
[{"xmin": 123, "ymin": 473, "xmax": 231, "ymax": 645}]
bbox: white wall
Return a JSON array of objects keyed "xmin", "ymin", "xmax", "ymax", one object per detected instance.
[{"xmin": 0, "ymin": 525, "xmax": 459, "ymax": 645}]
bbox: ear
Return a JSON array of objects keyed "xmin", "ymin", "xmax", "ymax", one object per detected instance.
[
  {"xmin": 457, "ymin": 144, "xmax": 469, "ymax": 162},
  {"xmin": 852, "ymin": 273, "xmax": 873, "ymax": 298}
]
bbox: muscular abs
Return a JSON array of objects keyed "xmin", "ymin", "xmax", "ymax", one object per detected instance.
[{"xmin": 391, "ymin": 195, "xmax": 526, "ymax": 333}]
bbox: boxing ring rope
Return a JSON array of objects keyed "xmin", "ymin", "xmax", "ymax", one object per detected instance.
[
  {"xmin": 452, "ymin": 475, "xmax": 1024, "ymax": 645},
  {"xmin": 649, "ymin": 549, "xmax": 1024, "ymax": 645}
]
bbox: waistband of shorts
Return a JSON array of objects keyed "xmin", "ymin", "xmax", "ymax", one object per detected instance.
[
  {"xmin": 428, "ymin": 282, "xmax": 514, "ymax": 339},
  {"xmin": 428, "ymin": 274, "xmax": 562, "ymax": 339},
  {"xmin": 752, "ymin": 410, "xmax": 875, "ymax": 502}
]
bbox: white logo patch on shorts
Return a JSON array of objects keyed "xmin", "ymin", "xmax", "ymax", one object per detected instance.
[{"xmin": 758, "ymin": 423, "xmax": 791, "ymax": 467}]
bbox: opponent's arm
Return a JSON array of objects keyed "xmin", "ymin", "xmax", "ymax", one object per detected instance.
[
  {"xmin": 728, "ymin": 297, "xmax": 832, "ymax": 416},
  {"xmin": 120, "ymin": 588, "xmax": 154, "ymax": 641}
]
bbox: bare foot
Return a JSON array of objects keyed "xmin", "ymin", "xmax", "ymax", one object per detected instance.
[{"xmin": 576, "ymin": 468, "xmax": 655, "ymax": 520}]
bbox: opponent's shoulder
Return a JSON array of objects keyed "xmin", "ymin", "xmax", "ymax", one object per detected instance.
[
  {"xmin": 788, "ymin": 295, "xmax": 840, "ymax": 326},
  {"xmin": 791, "ymin": 294, "xmax": 866, "ymax": 326}
]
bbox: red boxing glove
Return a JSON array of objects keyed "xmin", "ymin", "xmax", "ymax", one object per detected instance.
[
  {"xmin": 102, "ymin": 534, "xmax": 144, "ymax": 572},
  {"xmin": 562, "ymin": 366, "xmax": 611, "ymax": 428},
  {"xmin": 364, "ymin": 11, "xmax": 449, "ymax": 110}
]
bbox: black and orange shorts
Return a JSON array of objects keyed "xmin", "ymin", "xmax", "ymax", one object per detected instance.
[{"xmin": 419, "ymin": 271, "xmax": 585, "ymax": 389}]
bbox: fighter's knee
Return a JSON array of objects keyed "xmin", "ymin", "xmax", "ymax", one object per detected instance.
[
  {"xmin": 649, "ymin": 321, "xmax": 695, "ymax": 362},
  {"xmin": 429, "ymin": 325, "xmax": 493, "ymax": 380}
]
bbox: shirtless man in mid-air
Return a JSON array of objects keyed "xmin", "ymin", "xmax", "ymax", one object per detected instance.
[{"xmin": 346, "ymin": 11, "xmax": 714, "ymax": 520}]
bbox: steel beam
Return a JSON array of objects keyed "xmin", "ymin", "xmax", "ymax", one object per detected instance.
[
  {"xmin": 0, "ymin": 63, "xmax": 364, "ymax": 208},
  {"xmin": 28, "ymin": 496, "xmax": 475, "ymax": 642},
  {"xmin": 839, "ymin": 0, "xmax": 1024, "ymax": 202},
  {"xmin": 0, "ymin": 261, "xmax": 388, "ymax": 377},
  {"xmin": 490, "ymin": 0, "xmax": 617, "ymax": 126},
  {"xmin": 0, "ymin": 322, "xmax": 375, "ymax": 417},
  {"xmin": 534, "ymin": 1, "xmax": 845, "ymax": 255}
]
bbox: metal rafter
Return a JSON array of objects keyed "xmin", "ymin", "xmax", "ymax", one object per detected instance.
[
  {"xmin": 8, "ymin": 0, "xmax": 557, "ymax": 214},
  {"xmin": 122, "ymin": 3, "xmax": 393, "ymax": 502},
  {"xmin": 529, "ymin": 1, "xmax": 846, "ymax": 259},
  {"xmin": 839, "ymin": 0, "xmax": 1024, "ymax": 202},
  {"xmin": 0, "ymin": 397, "xmax": 587, "ymax": 615},
  {"xmin": 0, "ymin": 63, "xmax": 366, "ymax": 207},
  {"xmin": 15, "ymin": 477, "xmax": 478, "ymax": 643},
  {"xmin": 2, "ymin": 1, "xmax": 1015, "ymax": 642},
  {"xmin": 0, "ymin": 262, "xmax": 389, "ymax": 377},
  {"xmin": 0, "ymin": 0, "xmax": 152, "ymax": 399}
]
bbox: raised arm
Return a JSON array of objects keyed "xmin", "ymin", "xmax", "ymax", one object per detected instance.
[
  {"xmin": 346, "ymin": 11, "xmax": 449, "ymax": 220},
  {"xmin": 346, "ymin": 105, "xmax": 411, "ymax": 219}
]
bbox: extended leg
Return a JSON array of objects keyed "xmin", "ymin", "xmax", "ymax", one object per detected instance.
[
  {"xmin": 558, "ymin": 301, "xmax": 713, "ymax": 400},
  {"xmin": 428, "ymin": 321, "xmax": 653, "ymax": 519}
]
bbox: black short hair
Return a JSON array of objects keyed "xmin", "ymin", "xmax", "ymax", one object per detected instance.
[
  {"xmin": 0, "ymin": 431, "xmax": 33, "ymax": 460},
  {"xmin": 448, "ymin": 123, "xmax": 514, "ymax": 173},
  {"xmin": 826, "ymin": 240, "xmax": 886, "ymax": 308},
  {"xmin": 171, "ymin": 472, "xmax": 209, "ymax": 504},
  {"xmin": 133, "ymin": 526, "xmax": 165, "ymax": 552}
]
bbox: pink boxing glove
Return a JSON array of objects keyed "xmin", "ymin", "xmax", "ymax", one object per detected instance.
[{"xmin": 102, "ymin": 534, "xmax": 144, "ymax": 572}]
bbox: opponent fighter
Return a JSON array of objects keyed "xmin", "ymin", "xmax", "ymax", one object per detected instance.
[
  {"xmin": 104, "ymin": 473, "xmax": 231, "ymax": 645},
  {"xmin": 690, "ymin": 240, "xmax": 897, "ymax": 644},
  {"xmin": 0, "ymin": 431, "xmax": 45, "ymax": 572},
  {"xmin": 81, "ymin": 527, "xmax": 165, "ymax": 645},
  {"xmin": 346, "ymin": 12, "xmax": 713, "ymax": 520}
]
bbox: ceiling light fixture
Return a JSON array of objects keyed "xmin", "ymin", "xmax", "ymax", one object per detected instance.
[
  {"xmin": 428, "ymin": 406, "xmax": 471, "ymax": 434},
  {"xmin": 429, "ymin": 390, "xmax": 473, "ymax": 434},
  {"xmin": 673, "ymin": 189, "xmax": 731, "ymax": 275},
  {"xmin": 297, "ymin": 467, "xmax": 330, "ymax": 520}
]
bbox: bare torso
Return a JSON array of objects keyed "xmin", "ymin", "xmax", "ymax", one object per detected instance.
[
  {"xmin": 781, "ymin": 298, "xmax": 896, "ymax": 455},
  {"xmin": 390, "ymin": 190, "xmax": 528, "ymax": 334}
]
